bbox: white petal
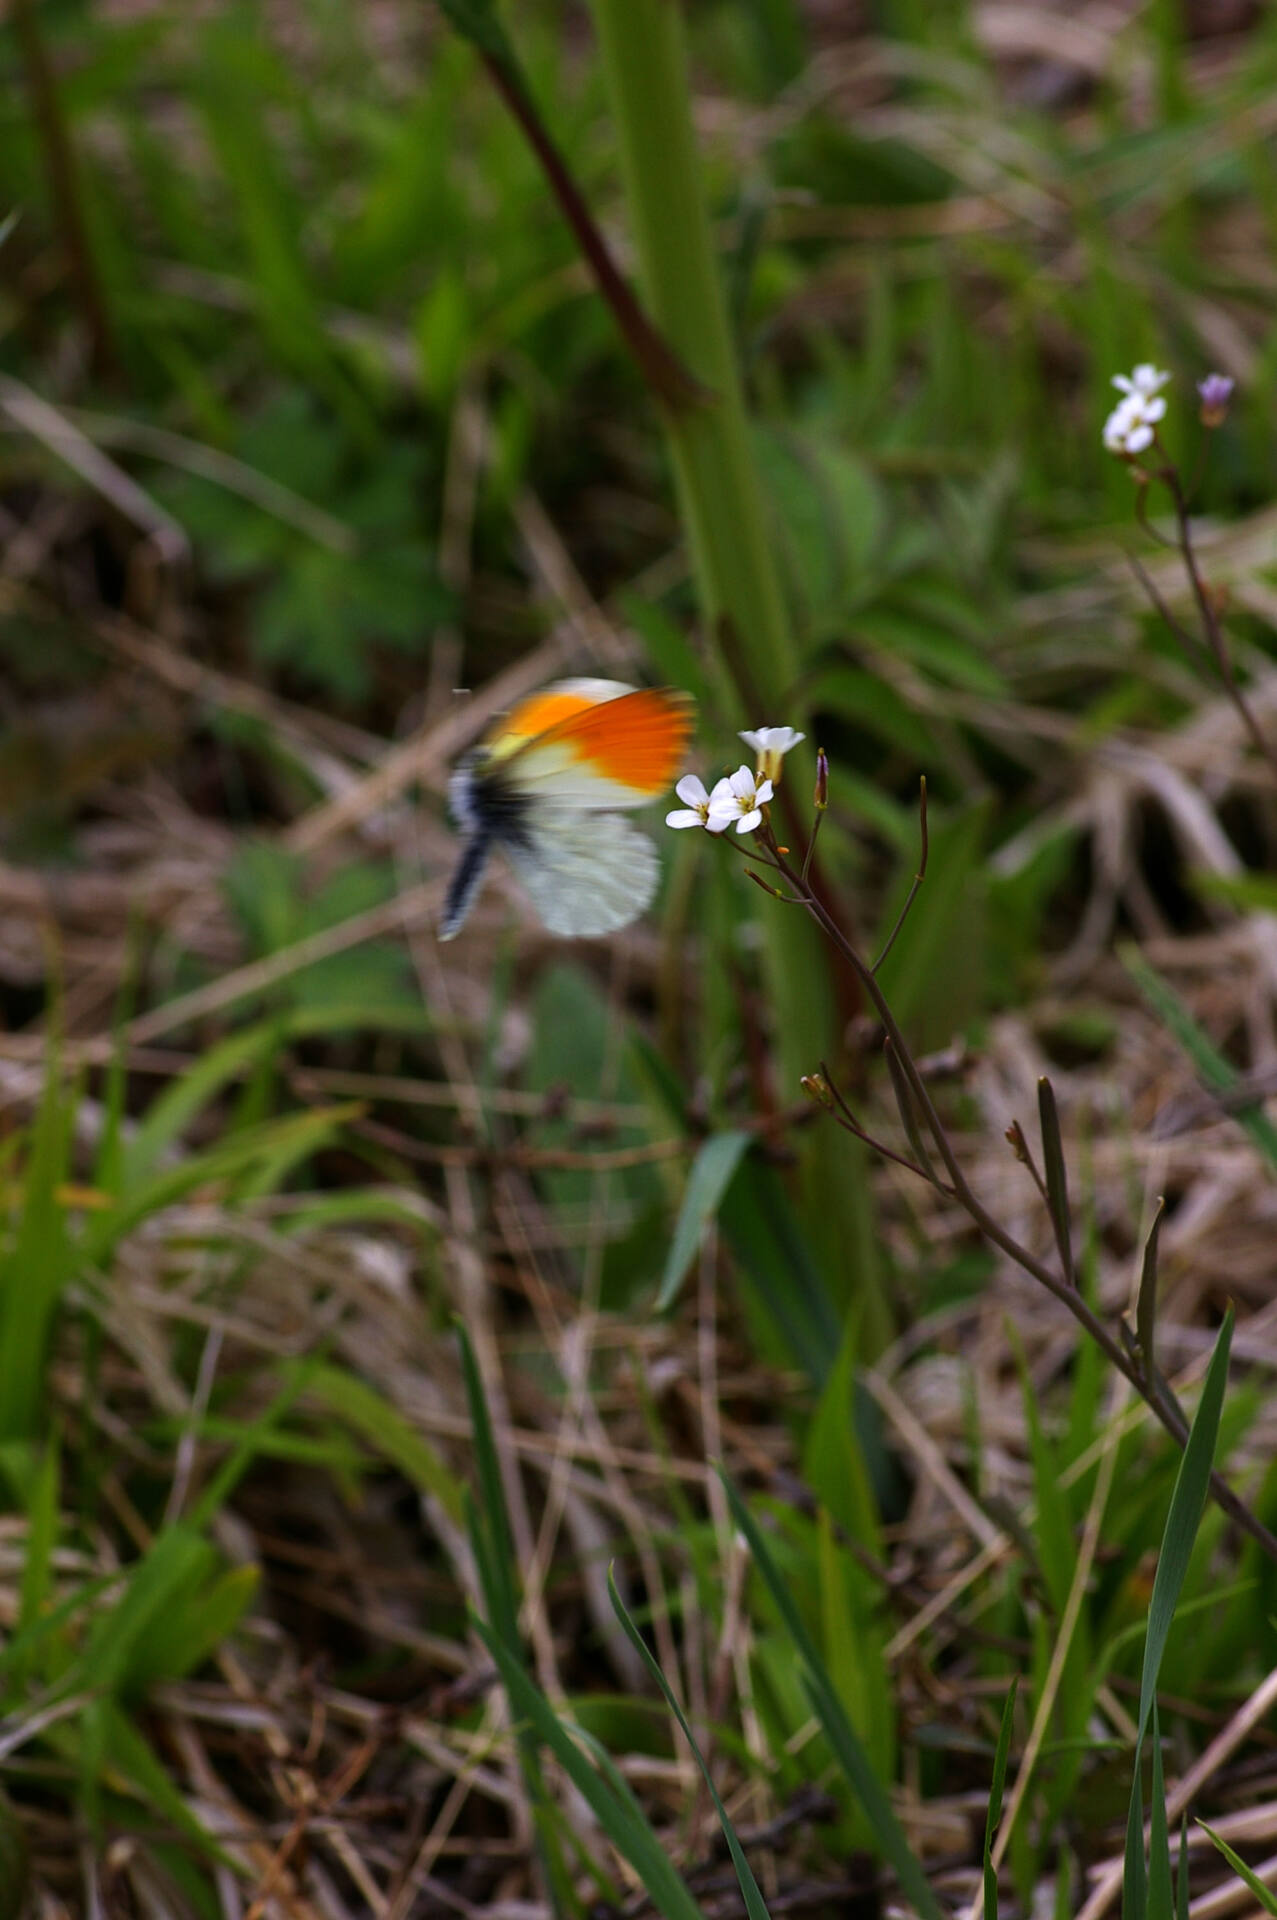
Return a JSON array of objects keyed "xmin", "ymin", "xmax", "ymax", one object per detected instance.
[
  {"xmin": 735, "ymin": 810, "xmax": 762, "ymax": 835},
  {"xmin": 707, "ymin": 797, "xmax": 740, "ymax": 829},
  {"xmin": 755, "ymin": 778, "xmax": 775, "ymax": 806},
  {"xmin": 704, "ymin": 812, "xmax": 732, "ymax": 835},
  {"xmin": 728, "ymin": 765, "xmax": 757, "ymax": 800},
  {"xmin": 1126, "ymin": 423, "xmax": 1154, "ymax": 453},
  {"xmin": 666, "ymin": 808, "xmax": 705, "ymax": 829},
  {"xmin": 740, "ymin": 725, "xmax": 806, "ymax": 755},
  {"xmin": 675, "ymin": 774, "xmax": 710, "ymax": 808},
  {"xmin": 1112, "ymin": 374, "xmax": 1134, "ymax": 393},
  {"xmin": 1144, "ymin": 396, "xmax": 1166, "ymax": 423}
]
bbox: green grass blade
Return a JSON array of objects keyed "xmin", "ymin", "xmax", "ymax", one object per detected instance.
[
  {"xmin": 305, "ymin": 1363, "xmax": 464, "ymax": 1521},
  {"xmin": 607, "ymin": 1566, "xmax": 772, "ymax": 1920},
  {"xmin": 1136, "ymin": 1309, "xmax": 1234, "ymax": 1746},
  {"xmin": 456, "ymin": 1320, "xmax": 520, "ymax": 1646},
  {"xmin": 983, "ymin": 1679, "xmax": 1018, "ymax": 1920},
  {"xmin": 0, "ymin": 1065, "xmax": 73, "ymax": 1442},
  {"xmin": 1124, "ymin": 1747, "xmax": 1147, "ymax": 1920},
  {"xmin": 1136, "ymin": 1200, "xmax": 1166, "ymax": 1380},
  {"xmin": 1121, "ymin": 949, "xmax": 1277, "ymax": 1167},
  {"xmin": 457, "ymin": 1324, "xmax": 575, "ymax": 1916},
  {"xmin": 15, "ymin": 1442, "xmax": 60, "ymax": 1691},
  {"xmin": 1148, "ymin": 1705, "xmax": 1173, "ymax": 1920},
  {"xmin": 472, "ymin": 1614, "xmax": 706, "ymax": 1920},
  {"xmin": 82, "ymin": 1525, "xmax": 215, "ymax": 1699},
  {"xmin": 722, "ymin": 1473, "xmax": 943, "ymax": 1920},
  {"xmin": 1198, "ymin": 1822, "xmax": 1277, "ymax": 1917}
]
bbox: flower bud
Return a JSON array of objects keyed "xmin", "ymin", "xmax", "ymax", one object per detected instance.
[
  {"xmin": 801, "ymin": 1073, "xmax": 834, "ymax": 1109},
  {"xmin": 1198, "ymin": 372, "xmax": 1236, "ymax": 430},
  {"xmin": 1197, "ymin": 373, "xmax": 1234, "ymax": 428},
  {"xmin": 814, "ymin": 746, "xmax": 828, "ymax": 813}
]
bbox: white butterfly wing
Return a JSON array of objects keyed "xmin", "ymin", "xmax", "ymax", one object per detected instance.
[{"xmin": 508, "ymin": 811, "xmax": 660, "ymax": 938}]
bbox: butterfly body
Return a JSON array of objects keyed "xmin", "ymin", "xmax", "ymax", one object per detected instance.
[{"xmin": 440, "ymin": 679, "xmax": 693, "ymax": 941}]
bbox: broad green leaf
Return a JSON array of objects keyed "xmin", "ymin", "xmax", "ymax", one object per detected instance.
[{"xmin": 657, "ymin": 1132, "xmax": 750, "ymax": 1311}]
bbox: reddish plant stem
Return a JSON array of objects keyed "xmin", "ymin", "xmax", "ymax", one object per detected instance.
[
  {"xmin": 477, "ymin": 51, "xmax": 708, "ymax": 414},
  {"xmin": 1161, "ymin": 466, "xmax": 1277, "ymax": 780},
  {"xmin": 754, "ymin": 822, "xmax": 1277, "ymax": 1565}
]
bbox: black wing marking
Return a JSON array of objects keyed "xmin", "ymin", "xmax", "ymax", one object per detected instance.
[{"xmin": 440, "ymin": 830, "xmax": 493, "ymax": 941}]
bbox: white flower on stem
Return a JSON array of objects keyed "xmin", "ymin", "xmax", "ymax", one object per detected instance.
[
  {"xmin": 707, "ymin": 765, "xmax": 775, "ymax": 836},
  {"xmin": 739, "ymin": 724, "xmax": 805, "ymax": 757},
  {"xmin": 1102, "ymin": 389, "xmax": 1166, "ymax": 458},
  {"xmin": 739, "ymin": 723, "xmax": 806, "ymax": 785},
  {"xmin": 666, "ymin": 773, "xmax": 730, "ymax": 833},
  {"xmin": 1103, "ymin": 364, "xmax": 1170, "ymax": 460},
  {"xmin": 1112, "ymin": 364, "xmax": 1170, "ymax": 400}
]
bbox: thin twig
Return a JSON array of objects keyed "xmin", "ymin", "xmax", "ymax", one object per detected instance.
[{"xmin": 871, "ymin": 776, "xmax": 929, "ymax": 974}]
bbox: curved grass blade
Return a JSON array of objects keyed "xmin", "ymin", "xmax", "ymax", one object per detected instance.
[
  {"xmin": 1136, "ymin": 1308, "xmax": 1233, "ymax": 1746},
  {"xmin": 983, "ymin": 1679, "xmax": 1018, "ymax": 1920},
  {"xmin": 721, "ymin": 1471, "xmax": 943, "ymax": 1920},
  {"xmin": 472, "ymin": 1614, "xmax": 706, "ymax": 1920},
  {"xmin": 1197, "ymin": 1822, "xmax": 1277, "ymax": 1917},
  {"xmin": 608, "ymin": 1566, "xmax": 771, "ymax": 1920},
  {"xmin": 1136, "ymin": 1199, "xmax": 1166, "ymax": 1381}
]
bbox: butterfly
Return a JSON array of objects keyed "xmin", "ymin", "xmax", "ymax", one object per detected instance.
[{"xmin": 440, "ymin": 678, "xmax": 694, "ymax": 941}]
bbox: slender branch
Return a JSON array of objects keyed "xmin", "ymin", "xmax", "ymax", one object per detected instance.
[
  {"xmin": 1133, "ymin": 486, "xmax": 1178, "ymax": 551},
  {"xmin": 757, "ymin": 824, "xmax": 1277, "ymax": 1565},
  {"xmin": 1161, "ymin": 466, "xmax": 1277, "ymax": 780},
  {"xmin": 814, "ymin": 1060, "xmax": 937, "ymax": 1184},
  {"xmin": 871, "ymin": 777, "xmax": 929, "ymax": 974},
  {"xmin": 1125, "ymin": 550, "xmax": 1214, "ymax": 679}
]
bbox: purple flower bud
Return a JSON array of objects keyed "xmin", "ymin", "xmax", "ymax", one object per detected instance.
[
  {"xmin": 814, "ymin": 747, "xmax": 828, "ymax": 812},
  {"xmin": 1197, "ymin": 373, "xmax": 1235, "ymax": 427}
]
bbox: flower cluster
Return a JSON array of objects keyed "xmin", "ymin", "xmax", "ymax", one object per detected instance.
[
  {"xmin": 1102, "ymin": 363, "xmax": 1169, "ymax": 458},
  {"xmin": 667, "ymin": 724, "xmax": 805, "ymax": 837},
  {"xmin": 666, "ymin": 767, "xmax": 773, "ymax": 835}
]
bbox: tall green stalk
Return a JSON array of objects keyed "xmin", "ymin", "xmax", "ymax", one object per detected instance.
[
  {"xmin": 589, "ymin": 4, "xmax": 795, "ymax": 709},
  {"xmin": 588, "ymin": 0, "xmax": 889, "ymax": 1354}
]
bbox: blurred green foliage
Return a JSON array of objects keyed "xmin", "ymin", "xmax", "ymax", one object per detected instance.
[{"xmin": 4, "ymin": 0, "xmax": 1277, "ymax": 1908}]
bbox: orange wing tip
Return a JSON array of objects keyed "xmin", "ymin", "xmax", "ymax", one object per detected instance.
[{"xmin": 566, "ymin": 688, "xmax": 694, "ymax": 795}]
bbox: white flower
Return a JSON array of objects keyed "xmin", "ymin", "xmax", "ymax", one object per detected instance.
[
  {"xmin": 1102, "ymin": 388, "xmax": 1165, "ymax": 458},
  {"xmin": 666, "ymin": 773, "xmax": 730, "ymax": 832},
  {"xmin": 707, "ymin": 765, "xmax": 775, "ymax": 836},
  {"xmin": 739, "ymin": 725, "xmax": 805, "ymax": 757},
  {"xmin": 739, "ymin": 723, "xmax": 806, "ymax": 784},
  {"xmin": 1112, "ymin": 363, "xmax": 1170, "ymax": 399}
]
